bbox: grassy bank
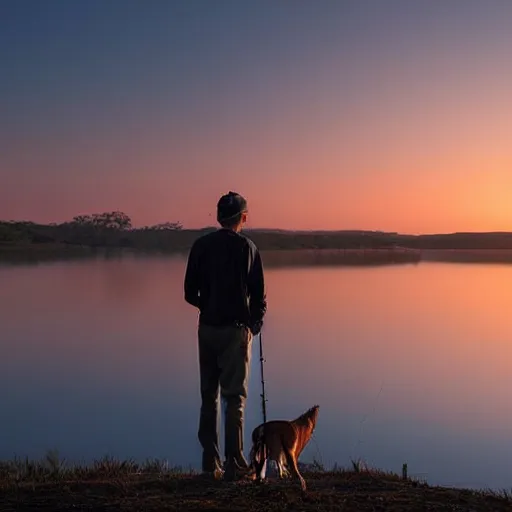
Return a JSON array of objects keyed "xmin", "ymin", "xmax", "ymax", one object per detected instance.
[
  {"xmin": 0, "ymin": 242, "xmax": 131, "ymax": 266},
  {"xmin": 422, "ymin": 248, "xmax": 512, "ymax": 264},
  {"xmin": 7, "ymin": 245, "xmax": 512, "ymax": 269},
  {"xmin": 6, "ymin": 241, "xmax": 512, "ymax": 269},
  {"xmin": 1, "ymin": 455, "xmax": 510, "ymax": 511},
  {"xmin": 0, "ymin": 243, "xmax": 422, "ymax": 267},
  {"xmin": 259, "ymin": 248, "xmax": 421, "ymax": 267}
]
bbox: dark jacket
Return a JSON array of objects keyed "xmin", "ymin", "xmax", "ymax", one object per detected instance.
[{"xmin": 184, "ymin": 228, "xmax": 267, "ymax": 331}]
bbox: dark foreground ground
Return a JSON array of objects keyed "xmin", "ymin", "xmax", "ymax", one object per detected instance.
[{"xmin": 1, "ymin": 459, "xmax": 511, "ymax": 512}]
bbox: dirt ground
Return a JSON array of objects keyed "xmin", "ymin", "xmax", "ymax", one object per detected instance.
[{"xmin": 1, "ymin": 470, "xmax": 510, "ymax": 512}]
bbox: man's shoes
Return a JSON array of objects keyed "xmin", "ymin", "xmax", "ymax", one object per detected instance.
[
  {"xmin": 198, "ymin": 461, "xmax": 224, "ymax": 481},
  {"xmin": 200, "ymin": 457, "xmax": 252, "ymax": 482},
  {"xmin": 223, "ymin": 458, "xmax": 252, "ymax": 482}
]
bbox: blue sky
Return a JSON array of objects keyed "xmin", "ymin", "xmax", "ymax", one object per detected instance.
[{"xmin": 2, "ymin": 0, "xmax": 512, "ymax": 232}]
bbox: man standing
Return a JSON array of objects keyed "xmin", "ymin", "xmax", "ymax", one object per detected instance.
[{"xmin": 184, "ymin": 191, "xmax": 267, "ymax": 481}]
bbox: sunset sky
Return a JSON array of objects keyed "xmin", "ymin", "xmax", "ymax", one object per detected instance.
[{"xmin": 2, "ymin": 0, "xmax": 512, "ymax": 234}]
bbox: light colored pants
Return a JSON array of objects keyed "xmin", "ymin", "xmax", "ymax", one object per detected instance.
[{"xmin": 197, "ymin": 323, "xmax": 253, "ymax": 472}]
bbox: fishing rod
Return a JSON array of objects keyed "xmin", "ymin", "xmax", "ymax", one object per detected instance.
[{"xmin": 258, "ymin": 329, "xmax": 267, "ymax": 424}]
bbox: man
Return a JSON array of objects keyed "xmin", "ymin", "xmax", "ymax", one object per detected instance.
[{"xmin": 184, "ymin": 191, "xmax": 267, "ymax": 481}]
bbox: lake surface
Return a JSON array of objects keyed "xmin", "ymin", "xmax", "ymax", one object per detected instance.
[{"xmin": 1, "ymin": 254, "xmax": 511, "ymax": 490}]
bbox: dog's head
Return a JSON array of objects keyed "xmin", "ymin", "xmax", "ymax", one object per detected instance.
[
  {"xmin": 306, "ymin": 404, "xmax": 320, "ymax": 429},
  {"xmin": 296, "ymin": 404, "xmax": 320, "ymax": 431}
]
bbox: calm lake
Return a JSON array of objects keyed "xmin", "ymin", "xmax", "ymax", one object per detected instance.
[{"xmin": 1, "ymin": 254, "xmax": 511, "ymax": 490}]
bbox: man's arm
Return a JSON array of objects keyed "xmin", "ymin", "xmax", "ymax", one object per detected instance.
[
  {"xmin": 184, "ymin": 241, "xmax": 201, "ymax": 308},
  {"xmin": 247, "ymin": 247, "xmax": 267, "ymax": 334}
]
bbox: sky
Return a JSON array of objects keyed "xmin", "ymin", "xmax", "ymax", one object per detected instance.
[{"xmin": 1, "ymin": 0, "xmax": 512, "ymax": 234}]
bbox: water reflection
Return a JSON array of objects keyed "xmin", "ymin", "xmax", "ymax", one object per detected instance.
[{"xmin": 1, "ymin": 256, "xmax": 511, "ymax": 489}]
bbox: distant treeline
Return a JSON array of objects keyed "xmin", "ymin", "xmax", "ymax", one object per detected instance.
[{"xmin": 2, "ymin": 210, "xmax": 512, "ymax": 252}]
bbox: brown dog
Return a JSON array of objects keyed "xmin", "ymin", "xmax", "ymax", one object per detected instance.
[{"xmin": 248, "ymin": 405, "xmax": 319, "ymax": 491}]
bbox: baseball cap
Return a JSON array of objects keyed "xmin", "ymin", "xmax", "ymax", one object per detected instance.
[{"xmin": 217, "ymin": 191, "xmax": 248, "ymax": 223}]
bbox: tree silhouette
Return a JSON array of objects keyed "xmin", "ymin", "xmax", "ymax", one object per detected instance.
[
  {"xmin": 146, "ymin": 221, "xmax": 183, "ymax": 231},
  {"xmin": 71, "ymin": 211, "xmax": 132, "ymax": 230}
]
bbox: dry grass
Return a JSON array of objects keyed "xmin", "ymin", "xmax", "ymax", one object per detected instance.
[
  {"xmin": 0, "ymin": 453, "xmax": 510, "ymax": 511},
  {"xmin": 261, "ymin": 248, "xmax": 421, "ymax": 268}
]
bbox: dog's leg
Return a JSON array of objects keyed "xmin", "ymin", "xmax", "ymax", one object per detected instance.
[
  {"xmin": 253, "ymin": 454, "xmax": 266, "ymax": 483},
  {"xmin": 277, "ymin": 454, "xmax": 290, "ymax": 479},
  {"xmin": 284, "ymin": 449, "xmax": 306, "ymax": 492},
  {"xmin": 258, "ymin": 458, "xmax": 267, "ymax": 481},
  {"xmin": 277, "ymin": 458, "xmax": 285, "ymax": 479},
  {"xmin": 251, "ymin": 439, "xmax": 267, "ymax": 483}
]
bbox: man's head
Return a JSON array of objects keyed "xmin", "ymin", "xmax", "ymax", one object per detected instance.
[{"xmin": 217, "ymin": 191, "xmax": 248, "ymax": 232}]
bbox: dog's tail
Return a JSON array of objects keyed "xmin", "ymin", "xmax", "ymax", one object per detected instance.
[{"xmin": 249, "ymin": 425, "xmax": 267, "ymax": 472}]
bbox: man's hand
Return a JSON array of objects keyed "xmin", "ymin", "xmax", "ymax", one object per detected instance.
[{"xmin": 250, "ymin": 320, "xmax": 263, "ymax": 336}]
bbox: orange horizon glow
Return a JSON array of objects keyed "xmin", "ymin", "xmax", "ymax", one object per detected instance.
[
  {"xmin": 3, "ymin": 2, "xmax": 512, "ymax": 236},
  {"xmin": 3, "ymin": 167, "xmax": 512, "ymax": 236},
  {"xmin": 4, "ymin": 100, "xmax": 512, "ymax": 235}
]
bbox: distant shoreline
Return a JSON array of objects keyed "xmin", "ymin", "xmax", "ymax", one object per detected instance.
[
  {"xmin": 5, "ymin": 217, "xmax": 512, "ymax": 266},
  {"xmin": 3, "ymin": 242, "xmax": 512, "ymax": 266}
]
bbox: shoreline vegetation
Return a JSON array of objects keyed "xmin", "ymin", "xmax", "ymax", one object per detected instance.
[
  {"xmin": 4, "ymin": 211, "xmax": 512, "ymax": 266},
  {"xmin": 1, "ymin": 454, "xmax": 510, "ymax": 511}
]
